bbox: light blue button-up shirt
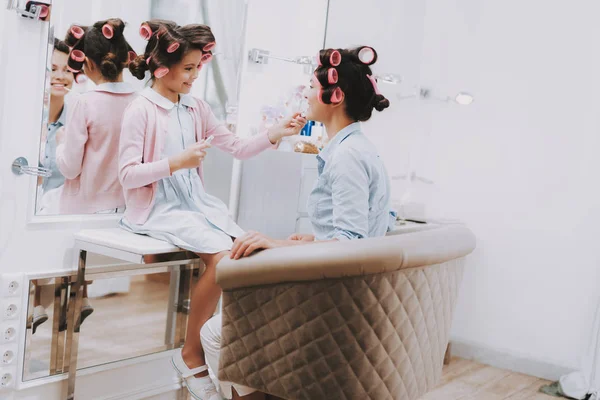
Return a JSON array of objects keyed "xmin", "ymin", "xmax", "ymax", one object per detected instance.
[
  {"xmin": 41, "ymin": 106, "xmax": 67, "ymax": 192},
  {"xmin": 307, "ymin": 122, "xmax": 391, "ymax": 241}
]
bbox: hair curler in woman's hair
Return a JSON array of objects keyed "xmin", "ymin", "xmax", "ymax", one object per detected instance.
[
  {"xmin": 67, "ymin": 49, "xmax": 85, "ymax": 72},
  {"xmin": 167, "ymin": 42, "xmax": 180, "ymax": 53},
  {"xmin": 128, "ymin": 50, "xmax": 137, "ymax": 64},
  {"xmin": 329, "ymin": 50, "xmax": 341, "ymax": 66},
  {"xmin": 357, "ymin": 47, "xmax": 377, "ymax": 65},
  {"xmin": 327, "ymin": 68, "xmax": 338, "ymax": 84},
  {"xmin": 139, "ymin": 23, "xmax": 152, "ymax": 41},
  {"xmin": 203, "ymin": 42, "xmax": 216, "ymax": 52},
  {"xmin": 102, "ymin": 23, "xmax": 114, "ymax": 39},
  {"xmin": 366, "ymin": 74, "xmax": 381, "ymax": 95},
  {"xmin": 154, "ymin": 67, "xmax": 169, "ymax": 79},
  {"xmin": 330, "ymin": 87, "xmax": 344, "ymax": 103}
]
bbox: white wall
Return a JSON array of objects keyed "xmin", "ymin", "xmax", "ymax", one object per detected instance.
[
  {"xmin": 326, "ymin": 0, "xmax": 600, "ymax": 379},
  {"xmin": 421, "ymin": 0, "xmax": 600, "ymax": 375}
]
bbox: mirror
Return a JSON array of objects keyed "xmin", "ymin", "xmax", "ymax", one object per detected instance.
[
  {"xmin": 23, "ymin": 267, "xmax": 202, "ymax": 381},
  {"xmin": 35, "ymin": 0, "xmax": 248, "ymax": 215}
]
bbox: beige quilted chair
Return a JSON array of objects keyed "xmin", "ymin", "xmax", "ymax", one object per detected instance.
[{"xmin": 215, "ymin": 225, "xmax": 475, "ymax": 400}]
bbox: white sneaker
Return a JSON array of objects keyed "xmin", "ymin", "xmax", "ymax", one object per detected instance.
[
  {"xmin": 171, "ymin": 349, "xmax": 222, "ymax": 400},
  {"xmin": 26, "ymin": 305, "xmax": 48, "ymax": 334}
]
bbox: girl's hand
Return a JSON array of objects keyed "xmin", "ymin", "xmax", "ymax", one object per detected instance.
[
  {"xmin": 169, "ymin": 141, "xmax": 211, "ymax": 174},
  {"xmin": 267, "ymin": 113, "xmax": 308, "ymax": 143}
]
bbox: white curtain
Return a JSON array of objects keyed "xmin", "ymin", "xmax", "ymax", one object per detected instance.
[{"xmin": 560, "ymin": 296, "xmax": 600, "ymax": 399}]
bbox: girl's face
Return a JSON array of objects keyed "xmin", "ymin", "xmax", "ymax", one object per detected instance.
[
  {"xmin": 304, "ymin": 75, "xmax": 328, "ymax": 122},
  {"xmin": 50, "ymin": 50, "xmax": 74, "ymax": 97},
  {"xmin": 159, "ymin": 49, "xmax": 203, "ymax": 95}
]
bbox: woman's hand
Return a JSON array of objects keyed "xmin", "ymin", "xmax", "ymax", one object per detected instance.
[
  {"xmin": 168, "ymin": 141, "xmax": 211, "ymax": 174},
  {"xmin": 267, "ymin": 113, "xmax": 307, "ymax": 143},
  {"xmin": 288, "ymin": 233, "xmax": 315, "ymax": 242},
  {"xmin": 230, "ymin": 231, "xmax": 281, "ymax": 259}
]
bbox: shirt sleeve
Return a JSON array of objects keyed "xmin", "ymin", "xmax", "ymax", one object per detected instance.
[
  {"xmin": 55, "ymin": 96, "xmax": 88, "ymax": 179},
  {"xmin": 201, "ymin": 101, "xmax": 274, "ymax": 160},
  {"xmin": 329, "ymin": 148, "xmax": 370, "ymax": 240}
]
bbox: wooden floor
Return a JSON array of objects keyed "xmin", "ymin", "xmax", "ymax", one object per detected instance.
[{"xmin": 422, "ymin": 358, "xmax": 556, "ymax": 400}]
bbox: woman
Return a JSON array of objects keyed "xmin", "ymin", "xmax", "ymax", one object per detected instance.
[{"xmin": 201, "ymin": 46, "xmax": 392, "ymax": 400}]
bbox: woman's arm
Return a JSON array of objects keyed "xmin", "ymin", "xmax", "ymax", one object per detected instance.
[
  {"xmin": 55, "ymin": 98, "xmax": 88, "ymax": 180},
  {"xmin": 119, "ymin": 104, "xmax": 171, "ymax": 190}
]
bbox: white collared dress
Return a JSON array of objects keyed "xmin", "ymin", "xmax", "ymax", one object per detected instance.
[{"xmin": 120, "ymin": 88, "xmax": 245, "ymax": 254}]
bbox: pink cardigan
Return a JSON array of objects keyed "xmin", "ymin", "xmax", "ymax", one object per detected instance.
[
  {"xmin": 56, "ymin": 84, "xmax": 137, "ymax": 214},
  {"xmin": 119, "ymin": 94, "xmax": 274, "ymax": 225}
]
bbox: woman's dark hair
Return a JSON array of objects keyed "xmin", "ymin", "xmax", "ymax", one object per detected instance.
[
  {"xmin": 129, "ymin": 19, "xmax": 216, "ymax": 80},
  {"xmin": 315, "ymin": 46, "xmax": 390, "ymax": 121},
  {"xmin": 53, "ymin": 38, "xmax": 70, "ymax": 55},
  {"xmin": 65, "ymin": 18, "xmax": 132, "ymax": 82}
]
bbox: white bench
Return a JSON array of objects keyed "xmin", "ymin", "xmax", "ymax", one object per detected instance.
[{"xmin": 63, "ymin": 229, "xmax": 202, "ymax": 400}]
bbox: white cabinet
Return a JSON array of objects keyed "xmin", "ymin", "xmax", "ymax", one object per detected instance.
[{"xmin": 236, "ymin": 150, "xmax": 319, "ymax": 239}]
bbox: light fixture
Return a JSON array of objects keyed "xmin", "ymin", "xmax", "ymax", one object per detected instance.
[
  {"xmin": 396, "ymin": 87, "xmax": 474, "ymax": 105},
  {"xmin": 373, "ymin": 73, "xmax": 401, "ymax": 85},
  {"xmin": 454, "ymin": 92, "xmax": 474, "ymax": 105}
]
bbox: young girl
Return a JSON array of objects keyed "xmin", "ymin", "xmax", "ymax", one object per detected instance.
[
  {"xmin": 56, "ymin": 18, "xmax": 137, "ymax": 214},
  {"xmin": 201, "ymin": 47, "xmax": 391, "ymax": 399},
  {"xmin": 119, "ymin": 20, "xmax": 306, "ymax": 400}
]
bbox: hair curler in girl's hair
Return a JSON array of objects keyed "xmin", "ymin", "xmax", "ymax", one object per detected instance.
[
  {"xmin": 203, "ymin": 42, "xmax": 216, "ymax": 52},
  {"xmin": 167, "ymin": 42, "xmax": 180, "ymax": 53},
  {"xmin": 327, "ymin": 68, "xmax": 338, "ymax": 84},
  {"xmin": 128, "ymin": 50, "xmax": 137, "ymax": 64},
  {"xmin": 154, "ymin": 67, "xmax": 169, "ymax": 79},
  {"xmin": 65, "ymin": 25, "xmax": 86, "ymax": 48},
  {"xmin": 102, "ymin": 23, "xmax": 114, "ymax": 39},
  {"xmin": 139, "ymin": 23, "xmax": 152, "ymax": 40},
  {"xmin": 200, "ymin": 53, "xmax": 213, "ymax": 64},
  {"xmin": 67, "ymin": 49, "xmax": 86, "ymax": 72}
]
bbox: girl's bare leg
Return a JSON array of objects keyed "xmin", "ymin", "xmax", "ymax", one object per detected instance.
[{"xmin": 181, "ymin": 251, "xmax": 228, "ymax": 377}]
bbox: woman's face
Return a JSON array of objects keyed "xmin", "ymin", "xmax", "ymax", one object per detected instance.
[
  {"xmin": 50, "ymin": 50, "xmax": 74, "ymax": 98},
  {"xmin": 159, "ymin": 49, "xmax": 203, "ymax": 95},
  {"xmin": 304, "ymin": 75, "xmax": 328, "ymax": 122}
]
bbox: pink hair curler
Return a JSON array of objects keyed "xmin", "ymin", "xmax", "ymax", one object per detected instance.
[
  {"xmin": 330, "ymin": 87, "xmax": 344, "ymax": 103},
  {"xmin": 128, "ymin": 51, "xmax": 137, "ymax": 63},
  {"xmin": 203, "ymin": 42, "xmax": 216, "ymax": 52},
  {"xmin": 146, "ymin": 56, "xmax": 151, "ymax": 65},
  {"xmin": 75, "ymin": 73, "xmax": 87, "ymax": 84},
  {"xmin": 38, "ymin": 5, "xmax": 49, "ymax": 19},
  {"xmin": 102, "ymin": 24, "xmax": 114, "ymax": 39},
  {"xmin": 330, "ymin": 50, "xmax": 341, "ymax": 66},
  {"xmin": 167, "ymin": 42, "xmax": 180, "ymax": 53},
  {"xmin": 71, "ymin": 26, "xmax": 85, "ymax": 39},
  {"xmin": 316, "ymin": 51, "xmax": 322, "ymax": 67},
  {"xmin": 358, "ymin": 47, "xmax": 375, "ymax": 65},
  {"xmin": 366, "ymin": 74, "xmax": 381, "ymax": 95},
  {"xmin": 154, "ymin": 67, "xmax": 169, "ymax": 79},
  {"xmin": 70, "ymin": 50, "xmax": 85, "ymax": 62},
  {"xmin": 317, "ymin": 89, "xmax": 325, "ymax": 105},
  {"xmin": 67, "ymin": 66, "xmax": 80, "ymax": 73},
  {"xmin": 328, "ymin": 68, "xmax": 338, "ymax": 84},
  {"xmin": 139, "ymin": 24, "xmax": 152, "ymax": 41},
  {"xmin": 200, "ymin": 53, "xmax": 213, "ymax": 64},
  {"xmin": 197, "ymin": 64, "xmax": 203, "ymax": 71}
]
